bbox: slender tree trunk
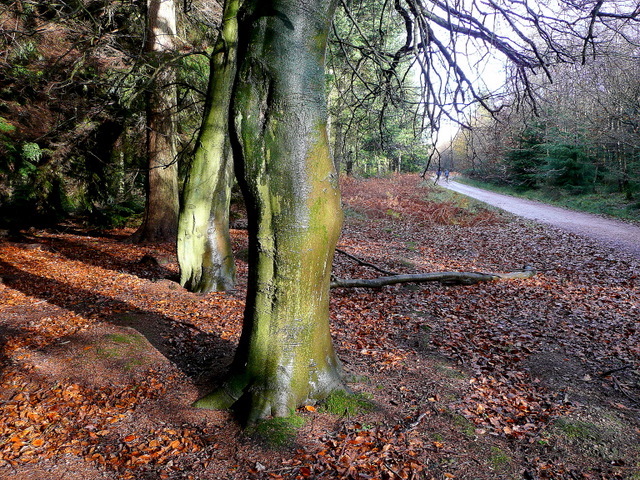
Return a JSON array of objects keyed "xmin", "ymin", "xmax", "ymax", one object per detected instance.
[
  {"xmin": 195, "ymin": 0, "xmax": 344, "ymax": 422},
  {"xmin": 332, "ymin": 120, "xmax": 345, "ymax": 173},
  {"xmin": 177, "ymin": 0, "xmax": 240, "ymax": 292},
  {"xmin": 131, "ymin": 0, "xmax": 180, "ymax": 243}
]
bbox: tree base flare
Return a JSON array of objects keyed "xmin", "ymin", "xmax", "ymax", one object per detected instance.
[
  {"xmin": 193, "ymin": 367, "xmax": 346, "ymax": 425},
  {"xmin": 192, "ymin": 385, "xmax": 239, "ymax": 411}
]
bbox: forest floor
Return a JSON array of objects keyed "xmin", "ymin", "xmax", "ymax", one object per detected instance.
[{"xmin": 1, "ymin": 174, "xmax": 639, "ymax": 480}]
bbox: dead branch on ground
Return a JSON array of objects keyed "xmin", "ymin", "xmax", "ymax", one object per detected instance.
[{"xmin": 331, "ymin": 266, "xmax": 536, "ymax": 288}]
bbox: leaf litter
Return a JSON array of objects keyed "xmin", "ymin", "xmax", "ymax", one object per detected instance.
[{"xmin": 1, "ymin": 174, "xmax": 639, "ymax": 479}]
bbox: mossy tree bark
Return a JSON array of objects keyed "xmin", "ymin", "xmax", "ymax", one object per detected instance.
[
  {"xmin": 132, "ymin": 0, "xmax": 180, "ymax": 243},
  {"xmin": 177, "ymin": 0, "xmax": 240, "ymax": 292},
  {"xmin": 194, "ymin": 0, "xmax": 345, "ymax": 423}
]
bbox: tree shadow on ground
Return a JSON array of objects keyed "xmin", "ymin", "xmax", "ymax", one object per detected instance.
[
  {"xmin": 50, "ymin": 224, "xmax": 133, "ymax": 241},
  {"xmin": 0, "ymin": 259, "xmax": 234, "ymax": 388},
  {"xmin": 0, "ymin": 324, "xmax": 21, "ymax": 373},
  {"xmin": 6, "ymin": 233, "xmax": 177, "ymax": 282}
]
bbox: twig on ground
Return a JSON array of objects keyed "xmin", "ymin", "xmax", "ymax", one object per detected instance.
[
  {"xmin": 335, "ymin": 247, "xmax": 398, "ymax": 276},
  {"xmin": 382, "ymin": 461, "xmax": 404, "ymax": 479},
  {"xmin": 600, "ymin": 365, "xmax": 632, "ymax": 377},
  {"xmin": 611, "ymin": 376, "xmax": 639, "ymax": 405},
  {"xmin": 403, "ymin": 412, "xmax": 428, "ymax": 432}
]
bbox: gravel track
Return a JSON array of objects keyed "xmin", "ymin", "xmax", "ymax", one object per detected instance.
[{"xmin": 442, "ymin": 180, "xmax": 640, "ymax": 258}]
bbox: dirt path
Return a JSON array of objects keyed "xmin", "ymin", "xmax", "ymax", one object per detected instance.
[{"xmin": 443, "ymin": 180, "xmax": 640, "ymax": 258}]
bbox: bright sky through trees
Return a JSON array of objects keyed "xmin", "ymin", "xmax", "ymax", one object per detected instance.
[{"xmin": 420, "ymin": 0, "xmax": 640, "ymax": 150}]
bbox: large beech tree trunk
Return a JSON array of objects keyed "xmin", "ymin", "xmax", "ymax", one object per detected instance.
[
  {"xmin": 131, "ymin": 0, "xmax": 180, "ymax": 243},
  {"xmin": 194, "ymin": 0, "xmax": 344, "ymax": 422},
  {"xmin": 177, "ymin": 0, "xmax": 240, "ymax": 292}
]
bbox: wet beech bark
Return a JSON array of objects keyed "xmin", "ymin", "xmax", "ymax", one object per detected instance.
[{"xmin": 194, "ymin": 0, "xmax": 345, "ymax": 422}]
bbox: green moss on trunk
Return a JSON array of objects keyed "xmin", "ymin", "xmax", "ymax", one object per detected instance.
[
  {"xmin": 195, "ymin": 0, "xmax": 344, "ymax": 423},
  {"xmin": 177, "ymin": 0, "xmax": 241, "ymax": 292}
]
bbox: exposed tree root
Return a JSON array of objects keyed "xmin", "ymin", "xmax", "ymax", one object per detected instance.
[{"xmin": 194, "ymin": 369, "xmax": 346, "ymax": 425}]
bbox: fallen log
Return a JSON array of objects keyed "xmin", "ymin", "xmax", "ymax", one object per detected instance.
[{"xmin": 330, "ymin": 266, "xmax": 536, "ymax": 288}]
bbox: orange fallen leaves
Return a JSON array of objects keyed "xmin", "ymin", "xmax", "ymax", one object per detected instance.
[
  {"xmin": 0, "ymin": 368, "xmax": 168, "ymax": 470},
  {"xmin": 1, "ymin": 175, "xmax": 638, "ymax": 480}
]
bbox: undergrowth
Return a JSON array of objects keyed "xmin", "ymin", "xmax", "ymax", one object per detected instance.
[{"xmin": 340, "ymin": 174, "xmax": 502, "ymax": 227}]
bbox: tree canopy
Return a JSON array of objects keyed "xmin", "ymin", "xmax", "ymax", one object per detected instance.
[{"xmin": 327, "ymin": 1, "xmax": 636, "ymax": 179}]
